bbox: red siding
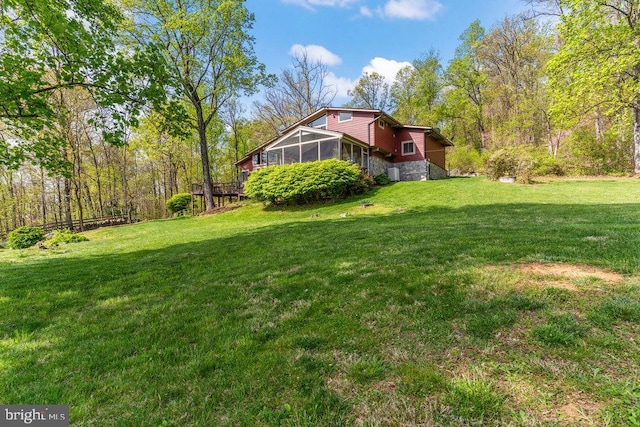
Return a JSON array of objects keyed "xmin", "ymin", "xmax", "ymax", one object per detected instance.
[
  {"xmin": 394, "ymin": 129, "xmax": 425, "ymax": 162},
  {"xmin": 326, "ymin": 110, "xmax": 375, "ymax": 143},
  {"xmin": 426, "ymin": 135, "xmax": 446, "ymax": 169},
  {"xmin": 238, "ymin": 158, "xmax": 254, "ymax": 172},
  {"xmin": 373, "ymin": 119, "xmax": 396, "ymax": 154}
]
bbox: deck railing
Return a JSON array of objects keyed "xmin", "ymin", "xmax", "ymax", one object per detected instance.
[
  {"xmin": 191, "ymin": 182, "xmax": 243, "ymax": 196},
  {"xmin": 0, "ymin": 215, "xmax": 132, "ymax": 240}
]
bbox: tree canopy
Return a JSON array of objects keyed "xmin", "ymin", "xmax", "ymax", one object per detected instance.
[{"xmin": 0, "ymin": 0, "xmax": 170, "ymax": 172}]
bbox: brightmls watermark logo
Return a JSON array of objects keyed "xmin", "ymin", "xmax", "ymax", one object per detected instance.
[{"xmin": 0, "ymin": 406, "xmax": 68, "ymax": 426}]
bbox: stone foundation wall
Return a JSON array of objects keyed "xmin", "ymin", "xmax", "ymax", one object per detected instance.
[
  {"xmin": 368, "ymin": 156, "xmax": 388, "ymax": 178},
  {"xmin": 395, "ymin": 160, "xmax": 428, "ymax": 181},
  {"xmin": 427, "ymin": 162, "xmax": 449, "ymax": 180},
  {"xmin": 369, "ymin": 157, "xmax": 449, "ymax": 181}
]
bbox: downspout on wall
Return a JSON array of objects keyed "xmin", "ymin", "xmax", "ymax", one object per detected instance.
[{"xmin": 367, "ymin": 114, "xmax": 384, "ymax": 174}]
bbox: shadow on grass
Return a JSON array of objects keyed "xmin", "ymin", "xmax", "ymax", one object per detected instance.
[{"xmin": 0, "ymin": 202, "xmax": 639, "ymax": 425}]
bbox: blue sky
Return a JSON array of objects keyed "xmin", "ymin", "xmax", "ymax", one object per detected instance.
[{"xmin": 246, "ymin": 0, "xmax": 528, "ymax": 105}]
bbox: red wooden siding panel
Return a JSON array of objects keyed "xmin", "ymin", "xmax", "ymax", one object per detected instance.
[
  {"xmin": 426, "ymin": 135, "xmax": 446, "ymax": 169},
  {"xmin": 394, "ymin": 128, "xmax": 425, "ymax": 162},
  {"xmin": 326, "ymin": 110, "xmax": 375, "ymax": 143}
]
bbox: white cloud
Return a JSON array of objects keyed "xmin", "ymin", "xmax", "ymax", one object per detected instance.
[
  {"xmin": 289, "ymin": 44, "xmax": 342, "ymax": 66},
  {"xmin": 383, "ymin": 0, "xmax": 442, "ymax": 20},
  {"xmin": 324, "ymin": 72, "xmax": 356, "ymax": 98},
  {"xmin": 362, "ymin": 57, "xmax": 413, "ymax": 85},
  {"xmin": 359, "ymin": 5, "xmax": 373, "ymax": 17}
]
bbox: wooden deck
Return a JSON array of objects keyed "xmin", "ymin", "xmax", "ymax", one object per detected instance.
[{"xmin": 191, "ymin": 182, "xmax": 245, "ymax": 207}]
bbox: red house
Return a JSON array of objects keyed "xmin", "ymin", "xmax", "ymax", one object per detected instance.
[{"xmin": 236, "ymin": 107, "xmax": 453, "ymax": 181}]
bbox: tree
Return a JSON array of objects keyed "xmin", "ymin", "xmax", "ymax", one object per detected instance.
[
  {"xmin": 254, "ymin": 51, "xmax": 335, "ymax": 136},
  {"xmin": 0, "ymin": 0, "xmax": 169, "ymax": 171},
  {"xmin": 443, "ymin": 20, "xmax": 488, "ymax": 149},
  {"xmin": 346, "ymin": 72, "xmax": 391, "ymax": 111},
  {"xmin": 547, "ymin": 0, "xmax": 640, "ymax": 173},
  {"xmin": 130, "ymin": 0, "xmax": 268, "ymax": 210},
  {"xmin": 391, "ymin": 50, "xmax": 442, "ymax": 124},
  {"xmin": 478, "ymin": 15, "xmax": 552, "ymax": 146}
]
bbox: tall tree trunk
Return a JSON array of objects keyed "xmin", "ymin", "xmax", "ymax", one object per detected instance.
[
  {"xmin": 39, "ymin": 167, "xmax": 47, "ymax": 225},
  {"xmin": 63, "ymin": 176, "xmax": 73, "ymax": 228},
  {"xmin": 121, "ymin": 146, "xmax": 130, "ymax": 222},
  {"xmin": 56, "ymin": 178, "xmax": 64, "ymax": 225},
  {"xmin": 88, "ymin": 140, "xmax": 104, "ymax": 216},
  {"xmin": 8, "ymin": 171, "xmax": 17, "ymax": 229},
  {"xmin": 634, "ymin": 102, "xmax": 640, "ymax": 174},
  {"xmin": 195, "ymin": 105, "xmax": 215, "ymax": 210}
]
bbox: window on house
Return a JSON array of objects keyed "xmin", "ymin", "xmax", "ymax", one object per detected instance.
[
  {"xmin": 268, "ymin": 150, "xmax": 281, "ymax": 165},
  {"xmin": 402, "ymin": 141, "xmax": 415, "ymax": 155},
  {"xmin": 252, "ymin": 151, "xmax": 267, "ymax": 165},
  {"xmin": 339, "ymin": 111, "xmax": 352, "ymax": 122},
  {"xmin": 308, "ymin": 114, "xmax": 327, "ymax": 129},
  {"xmin": 378, "ymin": 119, "xmax": 385, "ymax": 129}
]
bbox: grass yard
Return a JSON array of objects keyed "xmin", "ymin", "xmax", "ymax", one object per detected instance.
[{"xmin": 1, "ymin": 177, "xmax": 639, "ymax": 426}]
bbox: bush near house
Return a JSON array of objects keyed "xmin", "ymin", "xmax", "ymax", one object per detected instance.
[
  {"xmin": 166, "ymin": 193, "xmax": 192, "ymax": 214},
  {"xmin": 244, "ymin": 159, "xmax": 373, "ymax": 205},
  {"xmin": 7, "ymin": 226, "xmax": 45, "ymax": 249}
]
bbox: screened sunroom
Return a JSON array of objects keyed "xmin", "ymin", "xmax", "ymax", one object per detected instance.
[{"xmin": 252, "ymin": 126, "xmax": 369, "ymax": 169}]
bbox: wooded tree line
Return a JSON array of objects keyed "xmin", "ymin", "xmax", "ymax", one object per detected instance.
[{"xmin": 1, "ymin": 0, "xmax": 638, "ymax": 236}]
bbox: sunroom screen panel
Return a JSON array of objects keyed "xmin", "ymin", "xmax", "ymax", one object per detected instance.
[
  {"xmin": 283, "ymin": 145, "xmax": 299, "ymax": 164},
  {"xmin": 270, "ymin": 131, "xmax": 301, "ymax": 149},
  {"xmin": 301, "ymin": 142, "xmax": 319, "ymax": 162},
  {"xmin": 320, "ymin": 139, "xmax": 339, "ymax": 160}
]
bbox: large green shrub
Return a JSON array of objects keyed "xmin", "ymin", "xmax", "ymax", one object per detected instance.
[
  {"xmin": 374, "ymin": 173, "xmax": 392, "ymax": 186},
  {"xmin": 166, "ymin": 193, "xmax": 192, "ymax": 214},
  {"xmin": 45, "ymin": 229, "xmax": 89, "ymax": 246},
  {"xmin": 483, "ymin": 147, "xmax": 535, "ymax": 183},
  {"xmin": 447, "ymin": 146, "xmax": 483, "ymax": 175},
  {"xmin": 244, "ymin": 159, "xmax": 373, "ymax": 205},
  {"xmin": 8, "ymin": 226, "xmax": 45, "ymax": 249}
]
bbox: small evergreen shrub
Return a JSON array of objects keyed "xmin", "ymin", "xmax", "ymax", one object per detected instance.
[
  {"xmin": 8, "ymin": 226, "xmax": 45, "ymax": 249},
  {"xmin": 166, "ymin": 193, "xmax": 192, "ymax": 214},
  {"xmin": 244, "ymin": 159, "xmax": 373, "ymax": 205},
  {"xmin": 45, "ymin": 229, "xmax": 89, "ymax": 246},
  {"xmin": 374, "ymin": 173, "xmax": 392, "ymax": 186}
]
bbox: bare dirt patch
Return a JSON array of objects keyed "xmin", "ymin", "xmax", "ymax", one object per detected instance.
[
  {"xmin": 202, "ymin": 205, "xmax": 240, "ymax": 215},
  {"xmin": 515, "ymin": 263, "xmax": 624, "ymax": 284}
]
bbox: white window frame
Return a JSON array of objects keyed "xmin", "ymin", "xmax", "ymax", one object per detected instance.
[
  {"xmin": 338, "ymin": 111, "xmax": 352, "ymax": 122},
  {"xmin": 378, "ymin": 119, "xmax": 385, "ymax": 129},
  {"xmin": 402, "ymin": 140, "xmax": 416, "ymax": 156}
]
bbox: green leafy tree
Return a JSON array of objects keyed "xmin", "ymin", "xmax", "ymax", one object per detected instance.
[
  {"xmin": 547, "ymin": 0, "xmax": 640, "ymax": 173},
  {"xmin": 0, "ymin": 0, "xmax": 170, "ymax": 171},
  {"xmin": 443, "ymin": 20, "xmax": 487, "ymax": 149},
  {"xmin": 391, "ymin": 49, "xmax": 442, "ymax": 124},
  {"xmin": 346, "ymin": 72, "xmax": 391, "ymax": 111},
  {"xmin": 129, "ymin": 0, "xmax": 269, "ymax": 210},
  {"xmin": 479, "ymin": 15, "xmax": 553, "ymax": 147}
]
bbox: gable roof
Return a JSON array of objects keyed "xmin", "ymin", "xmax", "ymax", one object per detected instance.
[{"xmin": 236, "ymin": 107, "xmax": 452, "ymax": 165}]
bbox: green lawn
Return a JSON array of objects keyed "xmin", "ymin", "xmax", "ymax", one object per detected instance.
[{"xmin": 1, "ymin": 177, "xmax": 639, "ymax": 426}]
